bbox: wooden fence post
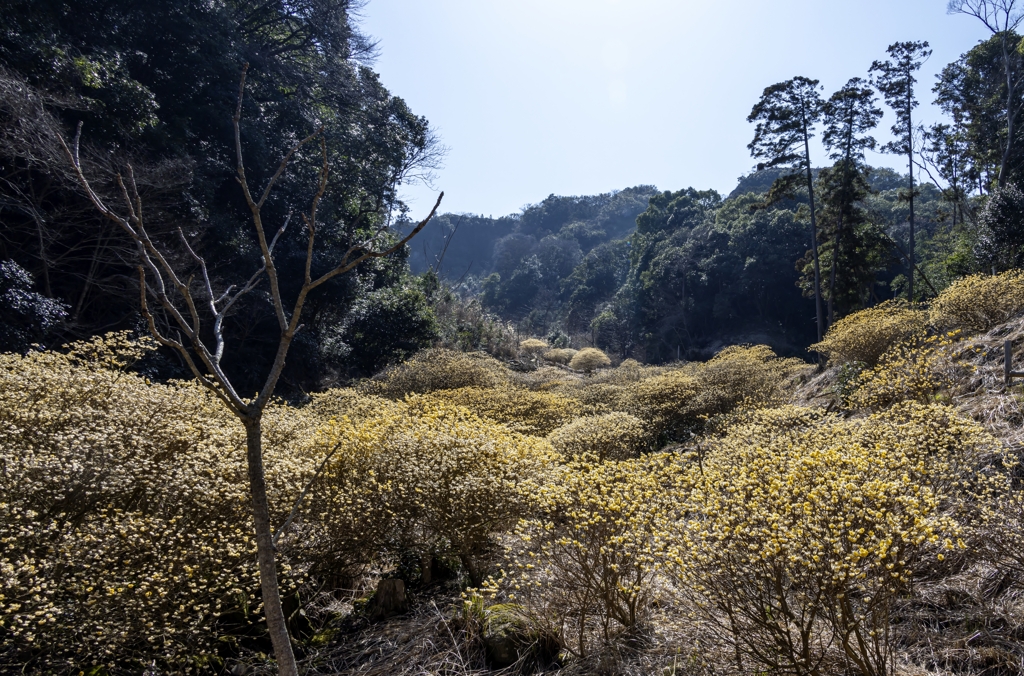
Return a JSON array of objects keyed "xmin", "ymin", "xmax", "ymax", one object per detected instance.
[{"xmin": 1006, "ymin": 340, "xmax": 1024, "ymax": 386}]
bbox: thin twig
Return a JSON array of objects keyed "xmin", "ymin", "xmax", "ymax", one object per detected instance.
[{"xmin": 273, "ymin": 440, "xmax": 344, "ymax": 547}]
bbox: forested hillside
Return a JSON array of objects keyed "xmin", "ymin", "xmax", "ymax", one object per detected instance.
[
  {"xmin": 0, "ymin": 0, "xmax": 442, "ymax": 390},
  {"xmin": 412, "ymin": 166, "xmax": 954, "ymax": 362}
]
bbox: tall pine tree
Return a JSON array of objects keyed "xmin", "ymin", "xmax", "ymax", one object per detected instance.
[
  {"xmin": 748, "ymin": 76, "xmax": 826, "ymax": 341},
  {"xmin": 871, "ymin": 41, "xmax": 932, "ymax": 302},
  {"xmin": 821, "ymin": 77, "xmax": 882, "ymax": 324}
]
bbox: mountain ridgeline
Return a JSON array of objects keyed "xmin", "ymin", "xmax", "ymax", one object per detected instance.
[{"xmin": 411, "ymin": 166, "xmax": 952, "ymax": 363}]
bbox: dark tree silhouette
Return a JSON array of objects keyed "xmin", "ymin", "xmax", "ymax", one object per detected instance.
[
  {"xmin": 871, "ymin": 41, "xmax": 932, "ymax": 302},
  {"xmin": 748, "ymin": 76, "xmax": 826, "ymax": 341},
  {"xmin": 821, "ymin": 78, "xmax": 882, "ymax": 324}
]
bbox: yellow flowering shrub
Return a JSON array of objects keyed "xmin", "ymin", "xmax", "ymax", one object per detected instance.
[
  {"xmin": 631, "ymin": 344, "xmax": 803, "ymax": 439},
  {"xmin": 519, "ymin": 338, "xmax": 549, "ymax": 355},
  {"xmin": 930, "ymin": 270, "xmax": 1024, "ymax": 333},
  {"xmin": 978, "ymin": 463, "xmax": 1024, "ymax": 589},
  {"xmin": 663, "ymin": 403, "xmax": 990, "ymax": 676},
  {"xmin": 367, "ymin": 348, "xmax": 509, "ymax": 397},
  {"xmin": 0, "ymin": 335, "xmax": 315, "ymax": 672},
  {"xmin": 569, "ymin": 347, "xmax": 612, "ymax": 372},
  {"xmin": 303, "ymin": 399, "xmax": 559, "ymax": 585},
  {"xmin": 811, "ymin": 301, "xmax": 929, "ymax": 365},
  {"xmin": 307, "ymin": 387, "xmax": 406, "ymax": 423},
  {"xmin": 482, "ymin": 455, "xmax": 676, "ymax": 658},
  {"xmin": 410, "ymin": 386, "xmax": 601, "ymax": 436},
  {"xmin": 542, "ymin": 347, "xmax": 576, "ymax": 364},
  {"xmin": 547, "ymin": 412, "xmax": 650, "ymax": 461},
  {"xmin": 845, "ymin": 334, "xmax": 959, "ymax": 410}
]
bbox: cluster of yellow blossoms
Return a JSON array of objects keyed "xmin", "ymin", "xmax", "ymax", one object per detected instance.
[{"xmin": 3, "ymin": 325, "xmax": 1019, "ymax": 674}]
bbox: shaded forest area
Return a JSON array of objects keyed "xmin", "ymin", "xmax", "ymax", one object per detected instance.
[{"xmin": 0, "ymin": 0, "xmax": 444, "ymax": 393}]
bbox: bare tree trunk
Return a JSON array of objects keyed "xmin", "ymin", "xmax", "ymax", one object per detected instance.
[
  {"xmin": 32, "ymin": 212, "xmax": 52, "ymax": 298},
  {"xmin": 803, "ymin": 145, "xmax": 824, "ymax": 344},
  {"xmin": 244, "ymin": 416, "xmax": 299, "ymax": 676},
  {"xmin": 828, "ymin": 211, "xmax": 843, "ymax": 327},
  {"xmin": 999, "ymin": 30, "xmax": 1017, "ymax": 189},
  {"xmin": 73, "ymin": 229, "xmax": 109, "ymax": 323},
  {"xmin": 907, "ymin": 147, "xmax": 916, "ymax": 303}
]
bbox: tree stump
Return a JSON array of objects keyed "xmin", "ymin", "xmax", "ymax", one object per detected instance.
[{"xmin": 367, "ymin": 578, "xmax": 407, "ymax": 620}]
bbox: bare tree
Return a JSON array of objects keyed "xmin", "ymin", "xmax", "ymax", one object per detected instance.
[
  {"xmin": 948, "ymin": 0, "xmax": 1024, "ymax": 188},
  {"xmin": 59, "ymin": 65, "xmax": 442, "ymax": 676}
]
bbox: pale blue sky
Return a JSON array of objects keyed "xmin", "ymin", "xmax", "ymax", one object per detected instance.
[{"xmin": 359, "ymin": 1, "xmax": 993, "ymax": 217}]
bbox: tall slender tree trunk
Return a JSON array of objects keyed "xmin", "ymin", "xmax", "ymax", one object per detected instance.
[
  {"xmin": 828, "ymin": 211, "xmax": 843, "ymax": 327},
  {"xmin": 999, "ymin": 31, "xmax": 1017, "ymax": 190},
  {"xmin": 243, "ymin": 416, "xmax": 299, "ymax": 676},
  {"xmin": 804, "ymin": 138, "xmax": 824, "ymax": 343},
  {"xmin": 32, "ymin": 214, "xmax": 52, "ymax": 298},
  {"xmin": 906, "ymin": 84, "xmax": 916, "ymax": 304}
]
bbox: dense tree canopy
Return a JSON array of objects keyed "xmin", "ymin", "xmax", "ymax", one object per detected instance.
[{"xmin": 0, "ymin": 0, "xmax": 439, "ymax": 388}]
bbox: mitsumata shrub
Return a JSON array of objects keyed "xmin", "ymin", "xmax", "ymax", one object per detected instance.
[
  {"xmin": 569, "ymin": 347, "xmax": 611, "ymax": 372},
  {"xmin": 811, "ymin": 300, "xmax": 929, "ymax": 365},
  {"xmin": 0, "ymin": 334, "xmax": 316, "ymax": 672},
  {"xmin": 631, "ymin": 344, "xmax": 803, "ymax": 440},
  {"xmin": 930, "ymin": 269, "xmax": 1024, "ymax": 333},
  {"xmin": 368, "ymin": 347, "xmax": 508, "ymax": 397},
  {"xmin": 542, "ymin": 347, "xmax": 576, "ymax": 364},
  {"xmin": 480, "ymin": 454, "xmax": 677, "ymax": 658},
  {"xmin": 519, "ymin": 338, "xmax": 549, "ymax": 356},
  {"xmin": 4, "ymin": 330, "xmax": 1018, "ymax": 674},
  {"xmin": 302, "ymin": 399, "xmax": 558, "ymax": 586},
  {"xmin": 410, "ymin": 385, "xmax": 602, "ymax": 436},
  {"xmin": 845, "ymin": 333, "xmax": 966, "ymax": 410},
  {"xmin": 663, "ymin": 403, "xmax": 992, "ymax": 676},
  {"xmin": 547, "ymin": 411, "xmax": 650, "ymax": 461}
]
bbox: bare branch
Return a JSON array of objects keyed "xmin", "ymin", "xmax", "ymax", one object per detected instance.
[
  {"xmin": 948, "ymin": 0, "xmax": 1024, "ymax": 33},
  {"xmin": 232, "ymin": 63, "xmax": 323, "ymax": 332},
  {"xmin": 273, "ymin": 439, "xmax": 343, "ymax": 547},
  {"xmin": 307, "ymin": 190, "xmax": 444, "ymax": 292}
]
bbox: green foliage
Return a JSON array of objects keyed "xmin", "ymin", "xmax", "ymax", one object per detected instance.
[
  {"xmin": 333, "ymin": 284, "xmax": 439, "ymax": 377},
  {"xmin": 0, "ymin": 259, "xmax": 68, "ymax": 352},
  {"xmin": 0, "ymin": 0, "xmax": 437, "ymax": 389}
]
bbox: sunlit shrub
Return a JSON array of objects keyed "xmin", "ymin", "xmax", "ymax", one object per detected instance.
[
  {"xmin": 367, "ymin": 348, "xmax": 509, "ymax": 397},
  {"xmin": 569, "ymin": 347, "xmax": 611, "ymax": 372},
  {"xmin": 482, "ymin": 455, "xmax": 676, "ymax": 658},
  {"xmin": 930, "ymin": 269, "xmax": 1024, "ymax": 333},
  {"xmin": 845, "ymin": 334, "xmax": 959, "ymax": 410},
  {"xmin": 308, "ymin": 387, "xmax": 405, "ymax": 423},
  {"xmin": 542, "ymin": 347, "xmax": 576, "ymax": 364},
  {"xmin": 519, "ymin": 338, "xmax": 549, "ymax": 356},
  {"xmin": 305, "ymin": 399, "xmax": 558, "ymax": 585},
  {"xmin": 663, "ymin": 403, "xmax": 989, "ymax": 676},
  {"xmin": 548, "ymin": 412, "xmax": 650, "ymax": 461},
  {"xmin": 0, "ymin": 334, "xmax": 315, "ymax": 672},
  {"xmin": 811, "ymin": 301, "xmax": 929, "ymax": 365},
  {"xmin": 410, "ymin": 386, "xmax": 600, "ymax": 436},
  {"xmin": 631, "ymin": 344, "xmax": 802, "ymax": 439}
]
